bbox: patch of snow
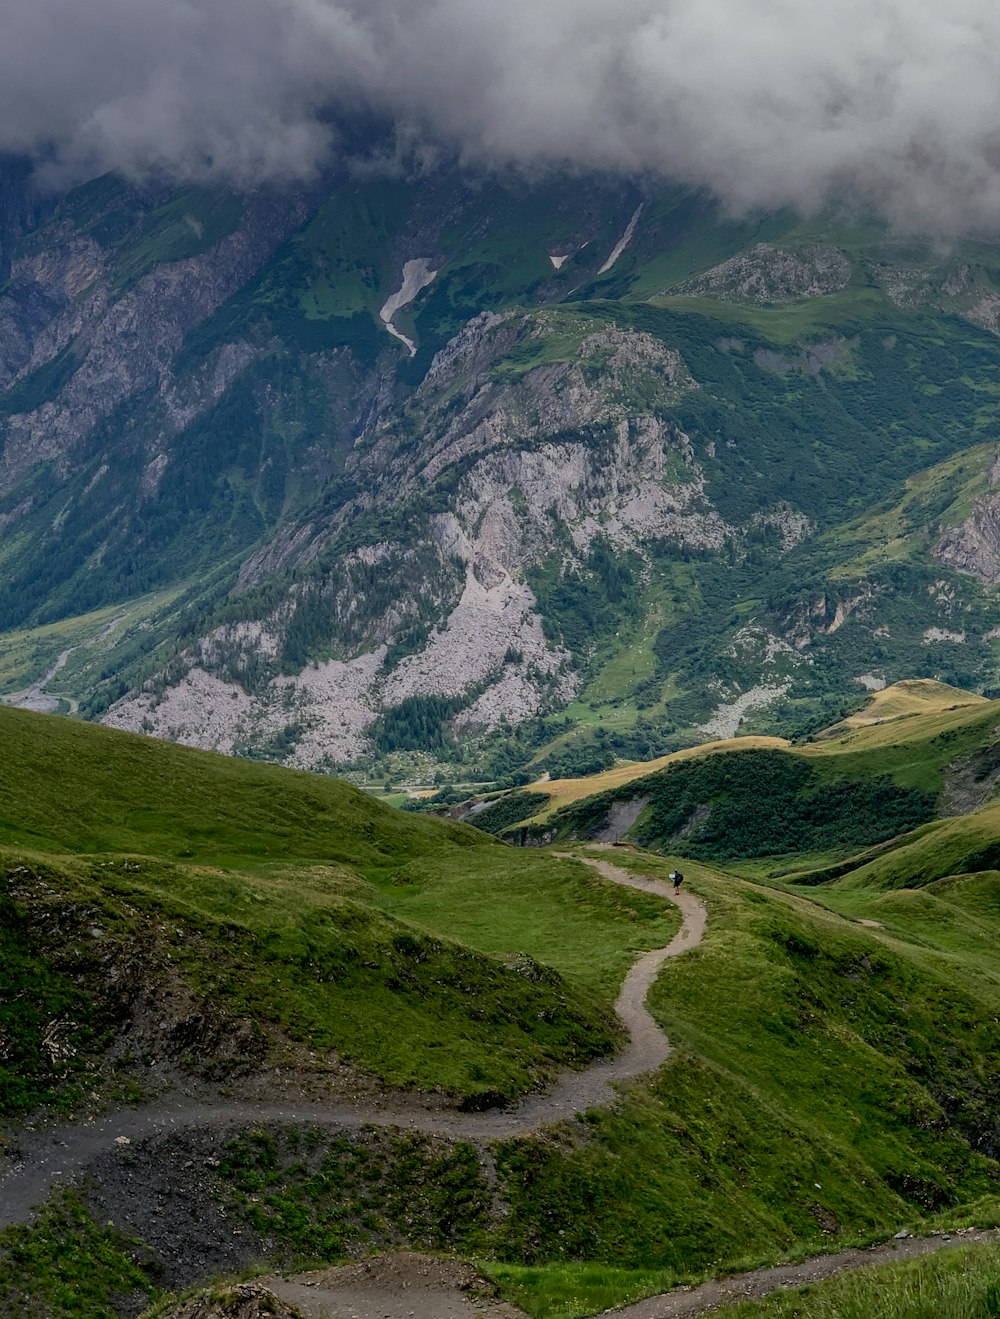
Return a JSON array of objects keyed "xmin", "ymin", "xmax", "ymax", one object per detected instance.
[
  {"xmin": 598, "ymin": 204, "xmax": 644, "ymax": 275},
  {"xmin": 549, "ymin": 254, "xmax": 569, "ymax": 270},
  {"xmin": 379, "ymin": 258, "xmax": 438, "ymax": 357}
]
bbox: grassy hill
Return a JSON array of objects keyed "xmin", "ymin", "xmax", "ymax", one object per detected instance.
[
  {"xmin": 0, "ymin": 707, "xmax": 679, "ymax": 1114},
  {"xmin": 4, "ymin": 703, "xmax": 1000, "ymax": 1317},
  {"xmin": 510, "ymin": 682, "xmax": 1000, "ymax": 868}
]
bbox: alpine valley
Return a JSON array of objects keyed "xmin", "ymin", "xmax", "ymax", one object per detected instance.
[{"xmin": 5, "ymin": 135, "xmax": 1000, "ymax": 786}]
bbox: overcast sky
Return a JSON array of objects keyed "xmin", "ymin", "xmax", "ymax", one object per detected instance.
[{"xmin": 3, "ymin": 0, "xmax": 1000, "ymax": 234}]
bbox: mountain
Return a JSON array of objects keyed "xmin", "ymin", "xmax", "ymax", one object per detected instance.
[{"xmin": 4, "ymin": 150, "xmax": 1000, "ymax": 785}]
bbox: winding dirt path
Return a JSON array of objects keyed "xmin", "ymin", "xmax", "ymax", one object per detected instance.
[
  {"xmin": 0, "ymin": 855, "xmax": 700, "ymax": 1229},
  {"xmin": 3, "ymin": 856, "xmax": 995, "ymax": 1318}
]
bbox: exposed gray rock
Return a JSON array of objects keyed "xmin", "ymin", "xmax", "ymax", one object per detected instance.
[
  {"xmin": 0, "ymin": 192, "xmax": 307, "ymax": 494},
  {"xmin": 936, "ymin": 490, "xmax": 1000, "ymax": 584},
  {"xmin": 677, "ymin": 243, "xmax": 851, "ymax": 305}
]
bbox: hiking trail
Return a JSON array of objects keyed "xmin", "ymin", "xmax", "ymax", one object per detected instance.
[
  {"xmin": 0, "ymin": 853, "xmax": 701, "ymax": 1228},
  {"xmin": 3, "ymin": 854, "xmax": 994, "ymax": 1318}
]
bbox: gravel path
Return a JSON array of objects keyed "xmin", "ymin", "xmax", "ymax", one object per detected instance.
[
  {"xmin": 262, "ymin": 1253, "xmax": 527, "ymax": 1319},
  {"xmin": 0, "ymin": 855, "xmax": 701, "ymax": 1229},
  {"xmin": 605, "ymin": 1227, "xmax": 1000, "ymax": 1317}
]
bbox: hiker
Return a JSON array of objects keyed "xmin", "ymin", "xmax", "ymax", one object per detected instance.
[{"xmin": 670, "ymin": 869, "xmax": 684, "ymax": 893}]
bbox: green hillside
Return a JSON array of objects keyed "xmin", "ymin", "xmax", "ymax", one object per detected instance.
[
  {"xmin": 4, "ymin": 709, "xmax": 1000, "ymax": 1318},
  {"xmin": 523, "ymin": 685, "xmax": 1000, "ymax": 868},
  {"xmin": 0, "ymin": 707, "xmax": 678, "ymax": 1113}
]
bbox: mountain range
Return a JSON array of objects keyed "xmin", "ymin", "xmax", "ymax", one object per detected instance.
[{"xmin": 4, "ymin": 140, "xmax": 1000, "ymax": 786}]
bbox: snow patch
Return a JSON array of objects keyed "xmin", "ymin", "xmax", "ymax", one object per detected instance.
[
  {"xmin": 379, "ymin": 258, "xmax": 438, "ymax": 356},
  {"xmin": 598, "ymin": 204, "xmax": 644, "ymax": 275}
]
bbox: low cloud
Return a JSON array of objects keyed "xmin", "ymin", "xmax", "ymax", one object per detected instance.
[{"xmin": 5, "ymin": 0, "xmax": 1000, "ymax": 234}]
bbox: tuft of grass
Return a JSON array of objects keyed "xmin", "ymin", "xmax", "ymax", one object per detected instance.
[
  {"xmin": 480, "ymin": 1261, "xmax": 681, "ymax": 1319},
  {"xmin": 0, "ymin": 1191, "xmax": 158, "ymax": 1318}
]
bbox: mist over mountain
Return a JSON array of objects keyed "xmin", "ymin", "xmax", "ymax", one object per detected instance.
[
  {"xmin": 5, "ymin": 0, "xmax": 1000, "ymax": 235},
  {"xmin": 5, "ymin": 2, "xmax": 1000, "ymax": 782},
  {"xmin": 7, "ymin": 13, "xmax": 1000, "ymax": 1316}
]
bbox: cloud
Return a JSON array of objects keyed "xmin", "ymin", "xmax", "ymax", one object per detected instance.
[{"xmin": 4, "ymin": 0, "xmax": 1000, "ymax": 234}]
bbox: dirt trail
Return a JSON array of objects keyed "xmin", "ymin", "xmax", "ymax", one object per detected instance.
[
  {"xmin": 3, "ymin": 611, "xmax": 127, "ymax": 714},
  {"xmin": 3, "ymin": 647, "xmax": 75, "ymax": 714},
  {"xmin": 0, "ymin": 855, "xmax": 701, "ymax": 1229},
  {"xmin": 605, "ymin": 1227, "xmax": 1000, "ymax": 1317},
  {"xmin": 262, "ymin": 1253, "xmax": 526, "ymax": 1319}
]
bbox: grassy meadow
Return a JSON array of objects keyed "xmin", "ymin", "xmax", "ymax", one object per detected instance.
[
  {"xmin": 4, "ymin": 699, "xmax": 1000, "ymax": 1319},
  {"xmin": 0, "ymin": 706, "xmax": 681, "ymax": 1111},
  {"xmin": 195, "ymin": 841, "xmax": 1000, "ymax": 1317}
]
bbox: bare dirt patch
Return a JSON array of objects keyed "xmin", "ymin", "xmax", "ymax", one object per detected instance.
[{"xmin": 263, "ymin": 1252, "xmax": 527, "ymax": 1319}]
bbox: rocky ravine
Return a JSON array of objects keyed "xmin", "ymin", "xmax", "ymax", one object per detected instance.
[{"xmin": 103, "ymin": 313, "xmax": 751, "ymax": 767}]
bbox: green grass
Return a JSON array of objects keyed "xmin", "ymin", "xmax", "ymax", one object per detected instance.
[
  {"xmin": 372, "ymin": 848, "xmax": 678, "ymax": 998},
  {"xmin": 0, "ymin": 708, "xmax": 685, "ymax": 1107},
  {"xmin": 647, "ymin": 286, "xmax": 896, "ymax": 343},
  {"xmin": 474, "ymin": 848, "xmax": 1000, "ymax": 1309},
  {"xmin": 0, "ymin": 704, "xmax": 477, "ymax": 866},
  {"xmin": 0, "ymin": 1192, "xmax": 157, "ymax": 1319},
  {"xmin": 716, "ymin": 1239, "xmax": 1000, "ymax": 1317},
  {"xmin": 480, "ymin": 1261, "xmax": 682, "ymax": 1319},
  {"xmin": 530, "ymin": 697, "xmax": 1000, "ymax": 866},
  {"xmin": 194, "ymin": 843, "xmax": 1000, "ymax": 1316},
  {"xmin": 7, "ymin": 703, "xmax": 1000, "ymax": 1315}
]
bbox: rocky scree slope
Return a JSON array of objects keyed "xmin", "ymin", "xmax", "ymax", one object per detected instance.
[{"xmin": 4, "ymin": 165, "xmax": 1000, "ymax": 774}]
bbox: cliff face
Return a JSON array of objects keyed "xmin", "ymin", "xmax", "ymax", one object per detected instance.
[
  {"xmin": 102, "ymin": 311, "xmax": 722, "ymax": 765},
  {"xmin": 936, "ymin": 457, "xmax": 1000, "ymax": 585},
  {"xmin": 0, "ymin": 187, "xmax": 308, "ymax": 493},
  {"xmin": 4, "ymin": 163, "xmax": 1000, "ymax": 775}
]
